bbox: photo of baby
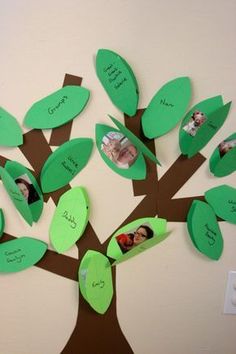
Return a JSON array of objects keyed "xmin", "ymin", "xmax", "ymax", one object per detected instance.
[
  {"xmin": 15, "ymin": 174, "xmax": 40, "ymax": 205},
  {"xmin": 218, "ymin": 138, "xmax": 236, "ymax": 157},
  {"xmin": 116, "ymin": 223, "xmax": 154, "ymax": 254},
  {"xmin": 101, "ymin": 131, "xmax": 138, "ymax": 169},
  {"xmin": 183, "ymin": 110, "xmax": 207, "ymax": 137}
]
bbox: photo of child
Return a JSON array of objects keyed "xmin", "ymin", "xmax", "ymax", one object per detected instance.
[
  {"xmin": 15, "ymin": 174, "xmax": 40, "ymax": 205},
  {"xmin": 116, "ymin": 224, "xmax": 154, "ymax": 254},
  {"xmin": 183, "ymin": 110, "xmax": 207, "ymax": 137},
  {"xmin": 218, "ymin": 138, "xmax": 236, "ymax": 157},
  {"xmin": 101, "ymin": 131, "xmax": 138, "ymax": 169}
]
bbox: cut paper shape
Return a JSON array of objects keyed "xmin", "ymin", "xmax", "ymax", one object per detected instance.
[
  {"xmin": 96, "ymin": 49, "xmax": 139, "ymax": 116},
  {"xmin": 0, "ymin": 237, "xmax": 47, "ymax": 272},
  {"xmin": 107, "ymin": 217, "xmax": 169, "ymax": 265},
  {"xmin": 0, "ymin": 161, "xmax": 44, "ymax": 226},
  {"xmin": 0, "ymin": 209, "xmax": 5, "ymax": 237},
  {"xmin": 49, "ymin": 187, "xmax": 89, "ymax": 253},
  {"xmin": 141, "ymin": 77, "xmax": 191, "ymax": 138},
  {"xmin": 24, "ymin": 85, "xmax": 90, "ymax": 129},
  {"xmin": 96, "ymin": 125, "xmax": 146, "ymax": 180},
  {"xmin": 79, "ymin": 250, "xmax": 113, "ymax": 314},
  {"xmin": 0, "ymin": 107, "xmax": 23, "ymax": 146},
  {"xmin": 205, "ymin": 185, "xmax": 236, "ymax": 224},
  {"xmin": 187, "ymin": 200, "xmax": 223, "ymax": 260},
  {"xmin": 179, "ymin": 98, "xmax": 231, "ymax": 158},
  {"xmin": 40, "ymin": 138, "xmax": 93, "ymax": 193},
  {"xmin": 109, "ymin": 115, "xmax": 161, "ymax": 165},
  {"xmin": 209, "ymin": 133, "xmax": 236, "ymax": 177}
]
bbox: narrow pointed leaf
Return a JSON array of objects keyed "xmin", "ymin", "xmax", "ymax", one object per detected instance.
[
  {"xmin": 0, "ymin": 107, "xmax": 23, "ymax": 146},
  {"xmin": 0, "ymin": 209, "xmax": 5, "ymax": 237},
  {"xmin": 40, "ymin": 138, "xmax": 93, "ymax": 193},
  {"xmin": 24, "ymin": 86, "xmax": 90, "ymax": 129},
  {"xmin": 50, "ymin": 187, "xmax": 90, "ymax": 253},
  {"xmin": 141, "ymin": 77, "xmax": 191, "ymax": 138},
  {"xmin": 0, "ymin": 237, "xmax": 47, "ymax": 272},
  {"xmin": 187, "ymin": 200, "xmax": 223, "ymax": 260},
  {"xmin": 205, "ymin": 185, "xmax": 236, "ymax": 224},
  {"xmin": 79, "ymin": 250, "xmax": 113, "ymax": 314},
  {"xmin": 96, "ymin": 49, "xmax": 139, "ymax": 116},
  {"xmin": 96, "ymin": 124, "xmax": 146, "ymax": 180}
]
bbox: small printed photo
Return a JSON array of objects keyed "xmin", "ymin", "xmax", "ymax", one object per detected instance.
[
  {"xmin": 218, "ymin": 138, "xmax": 236, "ymax": 157},
  {"xmin": 183, "ymin": 110, "xmax": 207, "ymax": 137},
  {"xmin": 101, "ymin": 131, "xmax": 138, "ymax": 169},
  {"xmin": 116, "ymin": 223, "xmax": 154, "ymax": 254},
  {"xmin": 15, "ymin": 174, "xmax": 40, "ymax": 205}
]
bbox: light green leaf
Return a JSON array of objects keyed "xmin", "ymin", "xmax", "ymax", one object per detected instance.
[{"xmin": 0, "ymin": 107, "xmax": 23, "ymax": 147}]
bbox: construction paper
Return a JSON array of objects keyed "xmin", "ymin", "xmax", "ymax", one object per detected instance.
[
  {"xmin": 107, "ymin": 217, "xmax": 168, "ymax": 265},
  {"xmin": 49, "ymin": 187, "xmax": 89, "ymax": 253},
  {"xmin": 0, "ymin": 209, "xmax": 5, "ymax": 237},
  {"xmin": 79, "ymin": 250, "xmax": 113, "ymax": 314},
  {"xmin": 0, "ymin": 236, "xmax": 47, "ymax": 272},
  {"xmin": 187, "ymin": 200, "xmax": 223, "ymax": 260},
  {"xmin": 209, "ymin": 133, "xmax": 236, "ymax": 177},
  {"xmin": 0, "ymin": 166, "xmax": 33, "ymax": 225},
  {"xmin": 96, "ymin": 49, "xmax": 139, "ymax": 116},
  {"xmin": 96, "ymin": 125, "xmax": 146, "ymax": 180},
  {"xmin": 0, "ymin": 107, "xmax": 23, "ymax": 147},
  {"xmin": 205, "ymin": 185, "xmax": 236, "ymax": 224},
  {"xmin": 24, "ymin": 85, "xmax": 90, "ymax": 129},
  {"xmin": 4, "ymin": 161, "xmax": 43, "ymax": 222},
  {"xmin": 179, "ymin": 96, "xmax": 223, "ymax": 155},
  {"xmin": 141, "ymin": 77, "xmax": 191, "ymax": 138},
  {"xmin": 109, "ymin": 115, "xmax": 161, "ymax": 165},
  {"xmin": 40, "ymin": 138, "xmax": 93, "ymax": 193}
]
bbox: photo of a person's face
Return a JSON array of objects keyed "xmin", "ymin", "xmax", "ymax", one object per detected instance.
[
  {"xmin": 183, "ymin": 110, "xmax": 207, "ymax": 137},
  {"xmin": 218, "ymin": 138, "xmax": 236, "ymax": 157},
  {"xmin": 116, "ymin": 224, "xmax": 154, "ymax": 254},
  {"xmin": 15, "ymin": 174, "xmax": 40, "ymax": 205},
  {"xmin": 17, "ymin": 182, "xmax": 30, "ymax": 200},
  {"xmin": 101, "ymin": 131, "xmax": 138, "ymax": 169}
]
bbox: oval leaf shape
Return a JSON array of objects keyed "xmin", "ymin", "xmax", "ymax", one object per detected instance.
[
  {"xmin": 0, "ymin": 167, "xmax": 33, "ymax": 225},
  {"xmin": 0, "ymin": 209, "xmax": 5, "ymax": 237},
  {"xmin": 79, "ymin": 250, "xmax": 113, "ymax": 314},
  {"xmin": 96, "ymin": 124, "xmax": 146, "ymax": 180},
  {"xmin": 141, "ymin": 77, "xmax": 191, "ymax": 138},
  {"xmin": 0, "ymin": 237, "xmax": 47, "ymax": 272},
  {"xmin": 187, "ymin": 200, "xmax": 223, "ymax": 260},
  {"xmin": 205, "ymin": 185, "xmax": 236, "ymax": 224},
  {"xmin": 5, "ymin": 161, "xmax": 44, "ymax": 222},
  {"xmin": 24, "ymin": 85, "xmax": 90, "ymax": 129},
  {"xmin": 209, "ymin": 133, "xmax": 236, "ymax": 177},
  {"xmin": 0, "ymin": 107, "xmax": 23, "ymax": 147},
  {"xmin": 107, "ymin": 217, "xmax": 168, "ymax": 265},
  {"xmin": 186, "ymin": 102, "xmax": 231, "ymax": 158},
  {"xmin": 96, "ymin": 49, "xmax": 139, "ymax": 116},
  {"xmin": 50, "ymin": 187, "xmax": 89, "ymax": 253},
  {"xmin": 179, "ymin": 96, "xmax": 224, "ymax": 155},
  {"xmin": 40, "ymin": 138, "xmax": 93, "ymax": 193}
]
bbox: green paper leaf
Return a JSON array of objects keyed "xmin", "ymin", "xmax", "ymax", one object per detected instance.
[
  {"xmin": 96, "ymin": 49, "xmax": 139, "ymax": 116},
  {"xmin": 106, "ymin": 217, "xmax": 169, "ymax": 265},
  {"xmin": 109, "ymin": 115, "xmax": 161, "ymax": 165},
  {"xmin": 0, "ymin": 209, "xmax": 5, "ymax": 237},
  {"xmin": 205, "ymin": 185, "xmax": 236, "ymax": 224},
  {"xmin": 209, "ymin": 133, "xmax": 236, "ymax": 177},
  {"xmin": 40, "ymin": 138, "xmax": 93, "ymax": 193},
  {"xmin": 24, "ymin": 86, "xmax": 90, "ymax": 129},
  {"xmin": 187, "ymin": 200, "xmax": 223, "ymax": 260},
  {"xmin": 5, "ymin": 161, "xmax": 43, "ymax": 222},
  {"xmin": 0, "ymin": 167, "xmax": 33, "ymax": 226},
  {"xmin": 179, "ymin": 96, "xmax": 224, "ymax": 155},
  {"xmin": 96, "ymin": 124, "xmax": 146, "ymax": 180},
  {"xmin": 141, "ymin": 77, "xmax": 191, "ymax": 138},
  {"xmin": 49, "ymin": 187, "xmax": 89, "ymax": 253},
  {"xmin": 0, "ymin": 107, "xmax": 23, "ymax": 147},
  {"xmin": 79, "ymin": 250, "xmax": 113, "ymax": 314},
  {"xmin": 0, "ymin": 237, "xmax": 47, "ymax": 272},
  {"xmin": 183, "ymin": 102, "xmax": 231, "ymax": 158}
]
